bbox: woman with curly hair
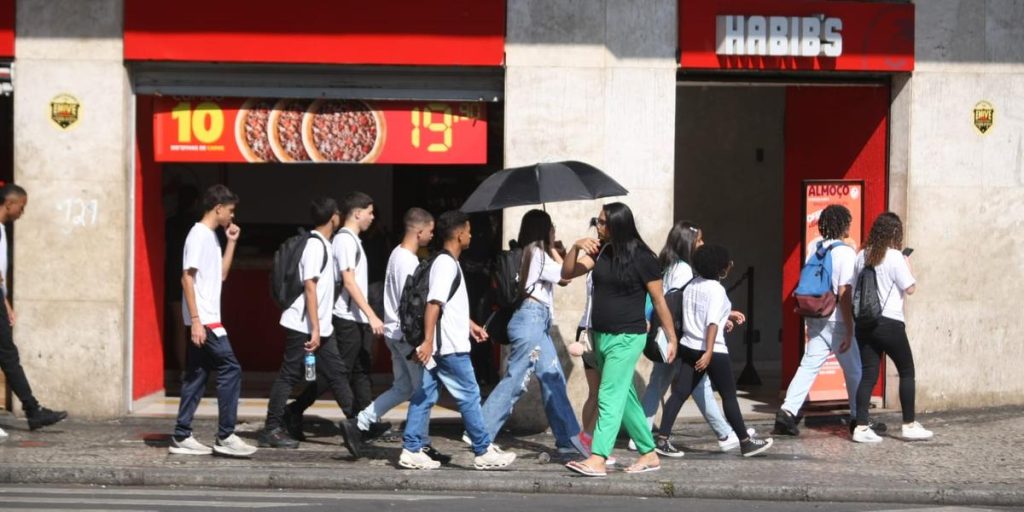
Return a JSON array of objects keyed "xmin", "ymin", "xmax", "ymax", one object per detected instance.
[{"xmin": 850, "ymin": 213, "xmax": 932, "ymax": 442}]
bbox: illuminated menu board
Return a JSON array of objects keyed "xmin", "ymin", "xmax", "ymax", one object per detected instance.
[{"xmin": 153, "ymin": 97, "xmax": 487, "ymax": 164}]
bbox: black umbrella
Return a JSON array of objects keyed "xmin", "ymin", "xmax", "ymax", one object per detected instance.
[{"xmin": 460, "ymin": 161, "xmax": 628, "ymax": 213}]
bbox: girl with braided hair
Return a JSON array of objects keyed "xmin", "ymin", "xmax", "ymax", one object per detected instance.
[{"xmin": 850, "ymin": 213, "xmax": 932, "ymax": 442}]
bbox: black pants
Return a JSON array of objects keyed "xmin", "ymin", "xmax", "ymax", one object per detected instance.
[
  {"xmin": 290, "ymin": 317, "xmax": 374, "ymax": 419},
  {"xmin": 658, "ymin": 345, "xmax": 748, "ymax": 440},
  {"xmin": 266, "ymin": 328, "xmax": 358, "ymax": 430},
  {"xmin": 0, "ymin": 302, "xmax": 40, "ymax": 413},
  {"xmin": 856, "ymin": 317, "xmax": 916, "ymax": 424}
]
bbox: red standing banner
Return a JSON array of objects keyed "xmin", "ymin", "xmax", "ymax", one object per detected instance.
[
  {"xmin": 153, "ymin": 97, "xmax": 488, "ymax": 164},
  {"xmin": 803, "ymin": 180, "xmax": 864, "ymax": 403},
  {"xmin": 679, "ymin": 0, "xmax": 914, "ymax": 72}
]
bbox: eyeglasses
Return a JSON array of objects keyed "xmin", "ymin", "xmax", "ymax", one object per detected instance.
[{"xmin": 590, "ymin": 217, "xmax": 607, "ymax": 227}]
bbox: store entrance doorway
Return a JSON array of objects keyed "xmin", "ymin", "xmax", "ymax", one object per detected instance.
[{"xmin": 675, "ymin": 81, "xmax": 889, "ymax": 404}]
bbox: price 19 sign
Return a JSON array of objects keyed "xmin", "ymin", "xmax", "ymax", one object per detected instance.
[{"xmin": 153, "ymin": 97, "xmax": 488, "ymax": 164}]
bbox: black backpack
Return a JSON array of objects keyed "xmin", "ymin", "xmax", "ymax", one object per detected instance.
[
  {"xmin": 399, "ymin": 251, "xmax": 462, "ymax": 349},
  {"xmin": 853, "ymin": 265, "xmax": 884, "ymax": 331},
  {"xmin": 644, "ymin": 278, "xmax": 694, "ymax": 363},
  {"xmin": 269, "ymin": 229, "xmax": 329, "ymax": 310},
  {"xmin": 484, "ymin": 241, "xmax": 538, "ymax": 345}
]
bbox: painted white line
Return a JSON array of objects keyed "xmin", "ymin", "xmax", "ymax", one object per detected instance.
[
  {"xmin": 0, "ymin": 486, "xmax": 473, "ymax": 502},
  {"xmin": 0, "ymin": 497, "xmax": 303, "ymax": 509}
]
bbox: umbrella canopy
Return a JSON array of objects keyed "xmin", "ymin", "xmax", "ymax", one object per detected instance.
[{"xmin": 460, "ymin": 161, "xmax": 628, "ymax": 213}]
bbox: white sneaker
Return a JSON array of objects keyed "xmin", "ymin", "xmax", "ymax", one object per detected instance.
[
  {"xmin": 473, "ymin": 444, "xmax": 516, "ymax": 470},
  {"xmin": 852, "ymin": 426, "xmax": 883, "ymax": 443},
  {"xmin": 461, "ymin": 433, "xmax": 472, "ymax": 446},
  {"xmin": 399, "ymin": 448, "xmax": 442, "ymax": 470},
  {"xmin": 0, "ymin": 426, "xmax": 8, "ymax": 441},
  {"xmin": 168, "ymin": 435, "xmax": 213, "ymax": 455},
  {"xmin": 718, "ymin": 432, "xmax": 740, "ymax": 451},
  {"xmin": 627, "ymin": 439, "xmax": 638, "ymax": 451},
  {"xmin": 213, "ymin": 434, "xmax": 258, "ymax": 457},
  {"xmin": 901, "ymin": 422, "xmax": 933, "ymax": 440}
]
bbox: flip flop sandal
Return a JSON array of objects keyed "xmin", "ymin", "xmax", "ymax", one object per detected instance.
[
  {"xmin": 565, "ymin": 460, "xmax": 607, "ymax": 477},
  {"xmin": 624, "ymin": 464, "xmax": 661, "ymax": 474}
]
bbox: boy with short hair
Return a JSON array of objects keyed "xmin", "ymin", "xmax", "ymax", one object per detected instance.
[
  {"xmin": 260, "ymin": 197, "xmax": 356, "ymax": 450},
  {"xmin": 774, "ymin": 204, "xmax": 866, "ymax": 436},
  {"xmin": 0, "ymin": 184, "xmax": 67, "ymax": 440},
  {"xmin": 399, "ymin": 211, "xmax": 515, "ymax": 471},
  {"xmin": 289, "ymin": 191, "xmax": 380, "ymax": 455},
  {"xmin": 170, "ymin": 184, "xmax": 256, "ymax": 457},
  {"xmin": 353, "ymin": 208, "xmax": 447, "ymax": 460}
]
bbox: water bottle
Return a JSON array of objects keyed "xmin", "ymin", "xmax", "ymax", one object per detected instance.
[{"xmin": 304, "ymin": 353, "xmax": 316, "ymax": 382}]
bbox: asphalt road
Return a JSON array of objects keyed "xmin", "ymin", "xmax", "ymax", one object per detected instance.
[{"xmin": 0, "ymin": 486, "xmax": 1014, "ymax": 512}]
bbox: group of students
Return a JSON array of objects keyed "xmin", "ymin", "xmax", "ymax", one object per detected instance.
[{"xmin": 168, "ymin": 184, "xmax": 927, "ymax": 474}]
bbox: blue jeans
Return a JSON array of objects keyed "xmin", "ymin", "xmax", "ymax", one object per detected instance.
[
  {"xmin": 174, "ymin": 328, "xmax": 241, "ymax": 440},
  {"xmin": 641, "ymin": 358, "xmax": 732, "ymax": 439},
  {"xmin": 357, "ymin": 336, "xmax": 423, "ymax": 430},
  {"xmin": 782, "ymin": 319, "xmax": 862, "ymax": 418},
  {"xmin": 479, "ymin": 301, "xmax": 584, "ymax": 452},
  {"xmin": 403, "ymin": 353, "xmax": 490, "ymax": 456}
]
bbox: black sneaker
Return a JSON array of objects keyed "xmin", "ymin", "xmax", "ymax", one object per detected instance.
[
  {"xmin": 363, "ymin": 421, "xmax": 393, "ymax": 441},
  {"xmin": 282, "ymin": 407, "xmax": 306, "ymax": 441},
  {"xmin": 257, "ymin": 427, "xmax": 299, "ymax": 449},
  {"xmin": 422, "ymin": 445, "xmax": 452, "ymax": 465},
  {"xmin": 338, "ymin": 418, "xmax": 363, "ymax": 459},
  {"xmin": 654, "ymin": 436, "xmax": 684, "ymax": 458},
  {"xmin": 772, "ymin": 409, "xmax": 800, "ymax": 436},
  {"xmin": 740, "ymin": 436, "xmax": 774, "ymax": 457},
  {"xmin": 27, "ymin": 407, "xmax": 67, "ymax": 431}
]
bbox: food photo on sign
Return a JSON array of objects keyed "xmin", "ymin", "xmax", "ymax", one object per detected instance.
[{"xmin": 153, "ymin": 96, "xmax": 487, "ymax": 164}]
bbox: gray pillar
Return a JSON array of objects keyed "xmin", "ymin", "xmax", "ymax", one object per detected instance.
[
  {"xmin": 502, "ymin": 0, "xmax": 677, "ymax": 433},
  {"xmin": 12, "ymin": 0, "xmax": 130, "ymax": 416}
]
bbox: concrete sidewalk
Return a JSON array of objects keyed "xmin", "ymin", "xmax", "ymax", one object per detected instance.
[{"xmin": 1, "ymin": 406, "xmax": 1022, "ymax": 507}]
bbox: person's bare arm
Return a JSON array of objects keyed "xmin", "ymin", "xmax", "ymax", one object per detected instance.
[
  {"xmin": 415, "ymin": 302, "xmax": 442, "ymax": 364},
  {"xmin": 562, "ymin": 238, "xmax": 599, "ymax": 280},
  {"xmin": 696, "ymin": 324, "xmax": 718, "ymax": 371},
  {"xmin": 221, "ymin": 223, "xmax": 240, "ymax": 281},
  {"xmin": 182, "ymin": 269, "xmax": 205, "ymax": 346},
  {"xmin": 341, "ymin": 269, "xmax": 384, "ymax": 335},
  {"xmin": 304, "ymin": 279, "xmax": 321, "ymax": 352},
  {"xmin": 837, "ymin": 284, "xmax": 853, "ymax": 353}
]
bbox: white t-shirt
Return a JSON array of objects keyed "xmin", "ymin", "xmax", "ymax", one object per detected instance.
[
  {"xmin": 680, "ymin": 277, "xmax": 732, "ymax": 354},
  {"xmin": 0, "ymin": 224, "xmax": 8, "ymax": 296},
  {"xmin": 805, "ymin": 239, "xmax": 856, "ymax": 322},
  {"xmin": 280, "ymin": 231, "xmax": 335, "ymax": 336},
  {"xmin": 333, "ymin": 228, "xmax": 368, "ymax": 323},
  {"xmin": 181, "ymin": 223, "xmax": 222, "ymax": 326},
  {"xmin": 663, "ymin": 260, "xmax": 694, "ymax": 290},
  {"xmin": 854, "ymin": 249, "xmax": 916, "ymax": 323},
  {"xmin": 522, "ymin": 246, "xmax": 563, "ymax": 310},
  {"xmin": 578, "ymin": 273, "xmax": 593, "ymax": 329},
  {"xmin": 427, "ymin": 253, "xmax": 470, "ymax": 356},
  {"xmin": 383, "ymin": 246, "xmax": 421, "ymax": 340}
]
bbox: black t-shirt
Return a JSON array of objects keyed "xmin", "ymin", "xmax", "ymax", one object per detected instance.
[{"xmin": 591, "ymin": 246, "xmax": 662, "ymax": 334}]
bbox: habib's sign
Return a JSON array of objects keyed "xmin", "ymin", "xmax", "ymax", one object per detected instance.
[
  {"xmin": 681, "ymin": 0, "xmax": 914, "ymax": 72},
  {"xmin": 717, "ymin": 15, "xmax": 843, "ymax": 57}
]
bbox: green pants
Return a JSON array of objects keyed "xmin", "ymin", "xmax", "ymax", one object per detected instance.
[{"xmin": 591, "ymin": 331, "xmax": 656, "ymax": 457}]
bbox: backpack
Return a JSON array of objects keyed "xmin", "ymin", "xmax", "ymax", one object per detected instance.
[
  {"xmin": 792, "ymin": 241, "xmax": 844, "ymax": 318},
  {"xmin": 484, "ymin": 241, "xmax": 537, "ymax": 345},
  {"xmin": 853, "ymin": 264, "xmax": 894, "ymax": 332},
  {"xmin": 270, "ymin": 229, "xmax": 329, "ymax": 310},
  {"xmin": 644, "ymin": 278, "xmax": 694, "ymax": 363},
  {"xmin": 398, "ymin": 251, "xmax": 462, "ymax": 349}
]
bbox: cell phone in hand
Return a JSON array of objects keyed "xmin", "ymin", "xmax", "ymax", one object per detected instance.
[{"xmin": 902, "ymin": 247, "xmax": 914, "ymax": 257}]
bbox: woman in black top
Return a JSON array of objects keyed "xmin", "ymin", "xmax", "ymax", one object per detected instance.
[{"xmin": 562, "ymin": 203, "xmax": 678, "ymax": 477}]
